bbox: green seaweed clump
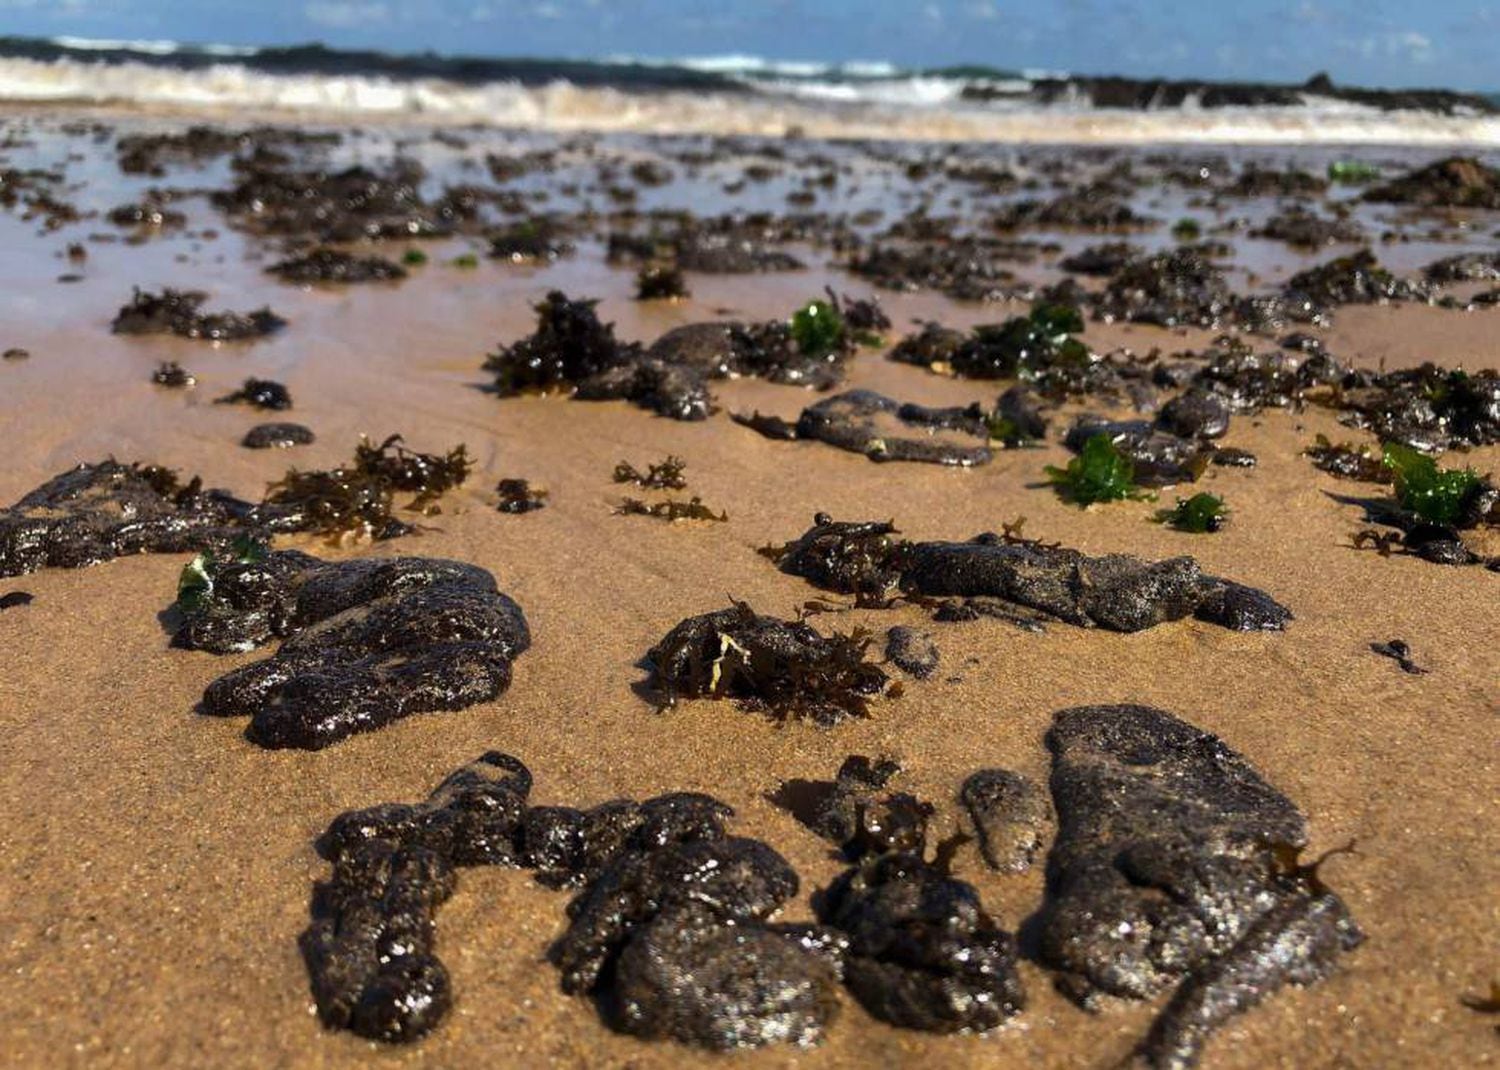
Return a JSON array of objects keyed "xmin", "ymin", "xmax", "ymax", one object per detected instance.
[
  {"xmin": 614, "ymin": 456, "xmax": 688, "ymax": 490},
  {"xmin": 1046, "ymin": 434, "xmax": 1151, "ymax": 506},
  {"xmin": 948, "ymin": 302, "xmax": 1089, "ymax": 380},
  {"xmin": 401, "ymin": 248, "xmax": 428, "ymax": 266},
  {"xmin": 1171, "ymin": 218, "xmax": 1202, "ymax": 240},
  {"xmin": 790, "ymin": 299, "xmax": 846, "ymax": 359},
  {"xmin": 616, "ymin": 497, "xmax": 727, "ymax": 523},
  {"xmin": 1382, "ymin": 443, "xmax": 1484, "ymax": 525},
  {"xmin": 1328, "ymin": 160, "xmax": 1382, "ymax": 185},
  {"xmin": 176, "ymin": 535, "xmax": 268, "ymax": 613},
  {"xmin": 1156, "ymin": 492, "xmax": 1228, "ymax": 533}
]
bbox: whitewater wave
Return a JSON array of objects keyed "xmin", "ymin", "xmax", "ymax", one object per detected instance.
[{"xmin": 2, "ymin": 49, "xmax": 1500, "ymax": 145}]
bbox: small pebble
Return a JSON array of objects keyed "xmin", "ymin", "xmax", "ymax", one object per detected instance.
[{"xmin": 242, "ymin": 422, "xmax": 316, "ymax": 449}]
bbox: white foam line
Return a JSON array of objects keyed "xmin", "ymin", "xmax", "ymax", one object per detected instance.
[{"xmin": 1, "ymin": 57, "xmax": 1497, "ymax": 146}]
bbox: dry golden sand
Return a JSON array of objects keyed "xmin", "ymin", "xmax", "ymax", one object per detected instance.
[{"xmin": 1, "ymin": 202, "xmax": 1498, "ymax": 1069}]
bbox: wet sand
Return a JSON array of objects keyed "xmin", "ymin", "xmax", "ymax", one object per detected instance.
[{"xmin": 0, "ymin": 112, "xmax": 1497, "ymax": 1069}]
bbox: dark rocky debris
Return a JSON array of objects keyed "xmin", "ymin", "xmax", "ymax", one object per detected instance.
[
  {"xmin": 112, "ymin": 288, "xmax": 286, "ymax": 341},
  {"xmin": 0, "ymin": 461, "xmax": 249, "ymax": 578},
  {"xmin": 1063, "ymin": 416, "xmax": 1210, "ymax": 486},
  {"xmin": 314, "ymin": 754, "xmax": 839, "ymax": 1051},
  {"xmin": 960, "ymin": 769, "xmax": 1049, "ymax": 874},
  {"xmin": 1363, "ymin": 156, "xmax": 1500, "ymax": 210},
  {"xmin": 767, "ymin": 514, "xmax": 1293, "ymax": 634},
  {"xmin": 735, "ymin": 389, "xmax": 992, "ymax": 466},
  {"xmin": 243, "ymin": 422, "xmax": 316, "ymax": 449},
  {"xmin": 1039, "ymin": 704, "xmax": 1361, "ymax": 1068},
  {"xmin": 216, "ymin": 378, "xmax": 293, "ymax": 411},
  {"xmin": 884, "ymin": 625, "xmax": 939, "ymax": 679},
  {"xmin": 174, "ymin": 553, "xmax": 530, "ymax": 749},
  {"xmin": 267, "ymin": 248, "xmax": 407, "ymax": 284}
]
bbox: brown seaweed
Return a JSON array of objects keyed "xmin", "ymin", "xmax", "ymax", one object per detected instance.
[
  {"xmin": 615, "ymin": 497, "xmax": 726, "ymax": 522},
  {"xmin": 645, "ymin": 601, "xmax": 892, "ymax": 726},
  {"xmin": 496, "ymin": 479, "xmax": 547, "ymax": 514},
  {"xmin": 613, "ymin": 456, "xmax": 688, "ymax": 490}
]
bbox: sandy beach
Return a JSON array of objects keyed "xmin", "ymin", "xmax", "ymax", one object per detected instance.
[{"xmin": 0, "ymin": 110, "xmax": 1496, "ymax": 1069}]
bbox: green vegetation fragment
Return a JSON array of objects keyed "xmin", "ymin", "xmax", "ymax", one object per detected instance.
[
  {"xmin": 1327, "ymin": 160, "xmax": 1382, "ymax": 184},
  {"xmin": 990, "ymin": 411, "xmax": 1026, "ymax": 441},
  {"xmin": 1045, "ymin": 434, "xmax": 1152, "ymax": 506},
  {"xmin": 401, "ymin": 249, "xmax": 428, "ymax": 266},
  {"xmin": 1156, "ymin": 492, "xmax": 1228, "ymax": 533},
  {"xmin": 790, "ymin": 299, "xmax": 845, "ymax": 358},
  {"xmin": 176, "ymin": 535, "xmax": 268, "ymax": 612},
  {"xmin": 1171, "ymin": 218, "xmax": 1202, "ymax": 240},
  {"xmin": 449, "ymin": 253, "xmax": 479, "ymax": 269},
  {"xmin": 959, "ymin": 301, "xmax": 1089, "ymax": 379},
  {"xmin": 1382, "ymin": 443, "xmax": 1482, "ymax": 525}
]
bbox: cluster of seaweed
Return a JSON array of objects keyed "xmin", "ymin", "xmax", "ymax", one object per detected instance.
[
  {"xmin": 112, "ymin": 288, "xmax": 286, "ymax": 341},
  {"xmin": 254, "ymin": 435, "xmax": 473, "ymax": 541},
  {"xmin": 267, "ymin": 248, "xmax": 407, "ymax": 285},
  {"xmin": 645, "ymin": 601, "xmax": 893, "ymax": 726},
  {"xmin": 610, "ymin": 454, "xmax": 724, "ymax": 521},
  {"xmin": 892, "ymin": 300, "xmax": 1092, "ymax": 384},
  {"xmin": 495, "ymin": 478, "xmax": 547, "ymax": 514},
  {"xmin": 613, "ymin": 456, "xmax": 687, "ymax": 490},
  {"xmin": 634, "ymin": 263, "xmax": 689, "ymax": 300},
  {"xmin": 211, "ymin": 159, "xmax": 459, "ymax": 242},
  {"xmin": 488, "ymin": 218, "xmax": 575, "ymax": 263},
  {"xmin": 486, "ymin": 291, "xmax": 866, "ymax": 424},
  {"xmin": 616, "ymin": 498, "xmax": 727, "ymax": 523},
  {"xmin": 485, "ymin": 291, "xmax": 641, "ymax": 396},
  {"xmin": 352, "ymin": 435, "xmax": 473, "ymax": 514}
]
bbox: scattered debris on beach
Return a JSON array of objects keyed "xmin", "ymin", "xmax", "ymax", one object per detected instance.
[{"xmin": 175, "ymin": 553, "xmax": 530, "ymax": 748}]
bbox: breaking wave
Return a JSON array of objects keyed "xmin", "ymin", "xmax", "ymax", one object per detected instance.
[{"xmin": 1, "ymin": 36, "xmax": 1498, "ymax": 145}]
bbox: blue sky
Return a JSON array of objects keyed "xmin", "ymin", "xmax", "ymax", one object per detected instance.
[{"xmin": 4, "ymin": 0, "xmax": 1497, "ymax": 90}]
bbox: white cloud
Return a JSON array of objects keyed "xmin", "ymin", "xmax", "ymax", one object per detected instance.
[
  {"xmin": 304, "ymin": 1, "xmax": 391, "ymax": 29},
  {"xmin": 1390, "ymin": 30, "xmax": 1432, "ymax": 62}
]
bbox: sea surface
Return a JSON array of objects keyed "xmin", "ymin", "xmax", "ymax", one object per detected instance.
[{"xmin": 2, "ymin": 34, "xmax": 1499, "ymax": 144}]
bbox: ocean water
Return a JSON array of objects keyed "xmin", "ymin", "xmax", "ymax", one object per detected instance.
[{"xmin": 1, "ymin": 35, "xmax": 1498, "ymax": 145}]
